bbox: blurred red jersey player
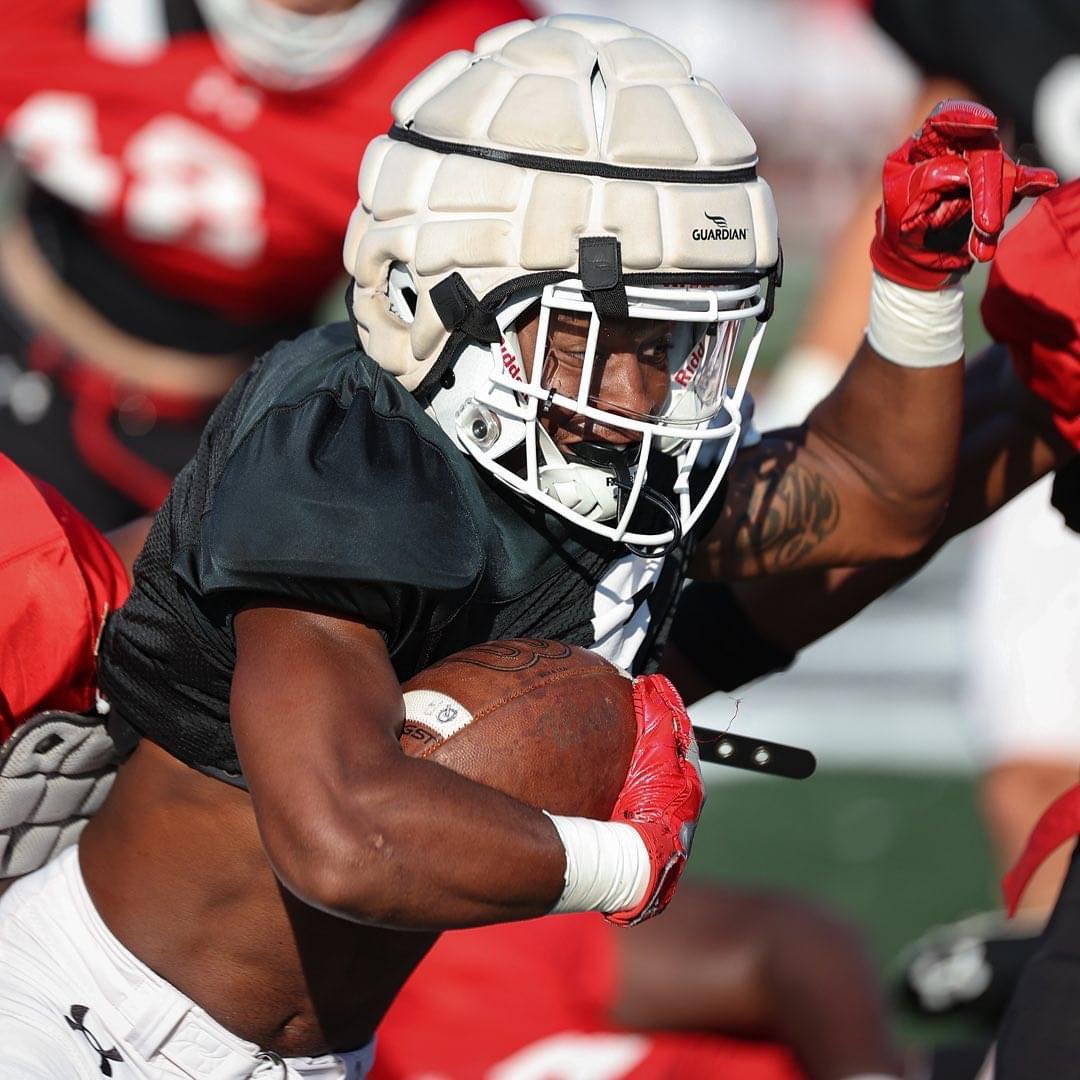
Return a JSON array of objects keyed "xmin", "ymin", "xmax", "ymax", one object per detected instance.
[
  {"xmin": 0, "ymin": 452, "xmax": 129, "ymax": 737},
  {"xmin": 372, "ymin": 913, "xmax": 804, "ymax": 1080}
]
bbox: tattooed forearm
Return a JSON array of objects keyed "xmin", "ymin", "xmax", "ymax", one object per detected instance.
[
  {"xmin": 748, "ymin": 462, "xmax": 841, "ymax": 569},
  {"xmin": 702, "ymin": 440, "xmax": 842, "ymax": 578}
]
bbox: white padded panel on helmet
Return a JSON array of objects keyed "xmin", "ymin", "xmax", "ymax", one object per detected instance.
[
  {"xmin": 659, "ymin": 185, "xmax": 757, "ymax": 269},
  {"xmin": 601, "ymin": 182, "xmax": 663, "ymax": 270},
  {"xmin": 392, "ymin": 50, "xmax": 472, "ymax": 125},
  {"xmin": 354, "ymin": 293, "xmax": 413, "ymax": 377},
  {"xmin": 473, "ymin": 19, "xmax": 533, "ymax": 58},
  {"xmin": 599, "ymin": 36, "xmax": 690, "ymax": 83},
  {"xmin": 351, "ymin": 222, "xmax": 416, "ymax": 286},
  {"xmin": 668, "ymin": 83, "xmax": 757, "ymax": 166},
  {"xmin": 357, "ymin": 136, "xmax": 393, "ymax": 206},
  {"xmin": 488, "ymin": 74, "xmax": 594, "ymax": 156},
  {"xmin": 415, "ymin": 219, "xmax": 515, "ymax": 276},
  {"xmin": 520, "ymin": 173, "xmax": 593, "ymax": 270},
  {"xmin": 605, "ymin": 85, "xmax": 698, "ymax": 166},
  {"xmin": 543, "ymin": 14, "xmax": 637, "ymax": 44},
  {"xmin": 500, "ymin": 26, "xmax": 598, "ymax": 76},
  {"xmin": 346, "ymin": 16, "xmax": 780, "ymax": 394},
  {"xmin": 746, "ymin": 178, "xmax": 780, "ymax": 268},
  {"xmin": 408, "ymin": 292, "xmax": 447, "ymax": 381},
  {"xmin": 371, "ymin": 142, "xmax": 440, "ymax": 222},
  {"xmin": 429, "ymin": 154, "xmax": 524, "ymax": 213},
  {"xmin": 413, "ymin": 60, "xmax": 518, "ymax": 141}
]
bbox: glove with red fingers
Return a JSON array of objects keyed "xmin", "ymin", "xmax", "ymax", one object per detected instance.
[
  {"xmin": 604, "ymin": 674, "xmax": 705, "ymax": 927},
  {"xmin": 870, "ymin": 100, "xmax": 1058, "ymax": 291},
  {"xmin": 981, "ymin": 180, "xmax": 1080, "ymax": 449}
]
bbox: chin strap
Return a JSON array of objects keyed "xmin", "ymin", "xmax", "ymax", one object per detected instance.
[
  {"xmin": 430, "ymin": 273, "xmax": 502, "ymax": 345},
  {"xmin": 563, "ymin": 440, "xmax": 683, "ymax": 558},
  {"xmin": 610, "ymin": 473, "xmax": 682, "ymax": 558},
  {"xmin": 536, "ymin": 426, "xmax": 620, "ymax": 523}
]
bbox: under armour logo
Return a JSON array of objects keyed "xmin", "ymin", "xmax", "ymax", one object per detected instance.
[{"xmin": 65, "ymin": 1005, "xmax": 124, "ymax": 1076}]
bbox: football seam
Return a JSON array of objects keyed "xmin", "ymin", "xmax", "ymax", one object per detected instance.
[{"xmin": 410, "ymin": 666, "xmax": 619, "ymax": 760}]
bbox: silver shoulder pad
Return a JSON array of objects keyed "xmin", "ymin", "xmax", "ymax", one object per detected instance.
[{"xmin": 0, "ymin": 711, "xmax": 119, "ymax": 879}]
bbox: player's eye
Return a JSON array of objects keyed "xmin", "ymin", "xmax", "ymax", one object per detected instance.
[
  {"xmin": 640, "ymin": 336, "xmax": 673, "ymax": 365},
  {"xmin": 551, "ymin": 347, "xmax": 586, "ymax": 365}
]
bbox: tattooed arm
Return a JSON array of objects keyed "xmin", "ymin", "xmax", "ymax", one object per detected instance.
[
  {"xmin": 666, "ymin": 346, "xmax": 1071, "ymax": 699},
  {"xmin": 691, "ymin": 337, "xmax": 964, "ymax": 581}
]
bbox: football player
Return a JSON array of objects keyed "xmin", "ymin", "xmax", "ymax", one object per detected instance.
[
  {"xmin": 758, "ymin": 0, "xmax": 1080, "ymax": 1016},
  {"xmin": 664, "ymin": 177, "xmax": 1080, "ymax": 1080},
  {"xmin": 0, "ymin": 14, "xmax": 1052, "ymax": 1079},
  {"xmin": 0, "ymin": 461, "xmax": 910, "ymax": 1080},
  {"xmin": 0, "ymin": 0, "xmax": 531, "ymax": 526}
]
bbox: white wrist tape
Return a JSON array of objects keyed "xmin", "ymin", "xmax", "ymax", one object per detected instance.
[
  {"xmin": 543, "ymin": 811, "xmax": 650, "ymax": 915},
  {"xmin": 866, "ymin": 272, "xmax": 965, "ymax": 367}
]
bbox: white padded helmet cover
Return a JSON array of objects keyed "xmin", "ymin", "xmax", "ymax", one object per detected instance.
[{"xmin": 343, "ymin": 14, "xmax": 779, "ymax": 391}]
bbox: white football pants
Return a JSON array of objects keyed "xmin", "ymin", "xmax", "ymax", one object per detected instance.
[{"xmin": 0, "ymin": 845, "xmax": 375, "ymax": 1079}]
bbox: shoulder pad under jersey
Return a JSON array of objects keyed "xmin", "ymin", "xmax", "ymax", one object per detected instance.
[{"xmin": 174, "ymin": 324, "xmax": 487, "ymax": 638}]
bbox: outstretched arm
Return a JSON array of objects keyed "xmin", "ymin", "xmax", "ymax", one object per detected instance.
[
  {"xmin": 664, "ymin": 345, "xmax": 1073, "ymax": 703},
  {"xmin": 692, "ymin": 102, "xmax": 1056, "ymax": 582},
  {"xmin": 611, "ymin": 883, "xmax": 906, "ymax": 1080},
  {"xmin": 695, "ymin": 337, "xmax": 963, "ymax": 578}
]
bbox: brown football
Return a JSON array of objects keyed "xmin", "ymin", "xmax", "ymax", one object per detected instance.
[{"xmin": 400, "ymin": 639, "xmax": 635, "ymax": 819}]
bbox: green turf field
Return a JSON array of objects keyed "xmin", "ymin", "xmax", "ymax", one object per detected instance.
[{"xmin": 693, "ymin": 770, "xmax": 999, "ymax": 1049}]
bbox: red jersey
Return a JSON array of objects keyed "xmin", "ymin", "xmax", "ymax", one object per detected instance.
[
  {"xmin": 0, "ymin": 453, "xmax": 128, "ymax": 738},
  {"xmin": 372, "ymin": 914, "xmax": 803, "ymax": 1080},
  {"xmin": 0, "ymin": 0, "xmax": 532, "ymax": 325},
  {"xmin": 981, "ymin": 179, "xmax": 1080, "ymax": 449}
]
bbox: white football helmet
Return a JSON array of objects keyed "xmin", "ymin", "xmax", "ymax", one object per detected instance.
[
  {"xmin": 196, "ymin": 0, "xmax": 408, "ymax": 90},
  {"xmin": 343, "ymin": 15, "xmax": 781, "ymax": 552}
]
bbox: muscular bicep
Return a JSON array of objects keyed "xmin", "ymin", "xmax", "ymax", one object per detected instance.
[
  {"xmin": 692, "ymin": 429, "xmax": 845, "ymax": 579},
  {"xmin": 231, "ymin": 605, "xmax": 567, "ymax": 927},
  {"xmin": 231, "ymin": 605, "xmax": 404, "ymax": 884},
  {"xmin": 694, "ymin": 338, "xmax": 964, "ymax": 580}
]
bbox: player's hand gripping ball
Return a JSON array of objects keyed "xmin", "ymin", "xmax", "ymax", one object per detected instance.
[
  {"xmin": 604, "ymin": 673, "xmax": 705, "ymax": 927},
  {"xmin": 399, "ymin": 640, "xmax": 704, "ymax": 924},
  {"xmin": 870, "ymin": 100, "xmax": 1058, "ymax": 290}
]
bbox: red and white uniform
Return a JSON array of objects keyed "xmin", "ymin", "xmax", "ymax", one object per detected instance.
[
  {"xmin": 0, "ymin": 0, "xmax": 532, "ymax": 326},
  {"xmin": 371, "ymin": 915, "xmax": 803, "ymax": 1080}
]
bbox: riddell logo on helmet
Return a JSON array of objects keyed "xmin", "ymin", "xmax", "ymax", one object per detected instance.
[
  {"xmin": 693, "ymin": 212, "xmax": 748, "ymax": 242},
  {"xmin": 673, "ymin": 337, "xmax": 708, "ymax": 387},
  {"xmin": 499, "ymin": 340, "xmax": 524, "ymax": 382}
]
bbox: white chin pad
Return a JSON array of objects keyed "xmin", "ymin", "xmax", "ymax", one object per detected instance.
[{"xmin": 539, "ymin": 462, "xmax": 619, "ymax": 521}]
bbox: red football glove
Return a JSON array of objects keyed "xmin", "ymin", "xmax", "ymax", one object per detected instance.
[
  {"xmin": 982, "ymin": 180, "xmax": 1080, "ymax": 449},
  {"xmin": 870, "ymin": 100, "xmax": 1058, "ymax": 290},
  {"xmin": 605, "ymin": 674, "xmax": 704, "ymax": 927}
]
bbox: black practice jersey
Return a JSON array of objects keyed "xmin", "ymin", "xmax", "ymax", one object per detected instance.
[
  {"xmin": 98, "ymin": 323, "xmax": 697, "ymax": 783},
  {"xmin": 874, "ymin": 0, "xmax": 1080, "ymax": 171}
]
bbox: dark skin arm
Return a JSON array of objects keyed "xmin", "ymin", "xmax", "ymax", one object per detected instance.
[
  {"xmin": 612, "ymin": 884, "xmax": 905, "ymax": 1080},
  {"xmin": 733, "ymin": 345, "xmax": 1070, "ymax": 655},
  {"xmin": 231, "ymin": 605, "xmax": 566, "ymax": 930},
  {"xmin": 666, "ymin": 346, "xmax": 1074, "ymax": 702},
  {"xmin": 104, "ymin": 517, "xmax": 152, "ymax": 579},
  {"xmin": 692, "ymin": 338, "xmax": 964, "ymax": 580}
]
